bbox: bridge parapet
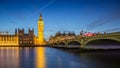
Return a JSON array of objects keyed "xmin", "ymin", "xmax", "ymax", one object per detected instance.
[{"xmin": 47, "ymin": 32, "xmax": 120, "ymax": 48}]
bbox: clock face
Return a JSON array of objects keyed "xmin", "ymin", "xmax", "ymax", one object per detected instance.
[{"xmin": 39, "ymin": 22, "xmax": 43, "ymax": 26}]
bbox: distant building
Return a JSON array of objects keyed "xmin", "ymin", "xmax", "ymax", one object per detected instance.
[
  {"xmin": 0, "ymin": 32, "xmax": 9, "ymax": 35},
  {"xmin": 0, "ymin": 31, "xmax": 18, "ymax": 46},
  {"xmin": 34, "ymin": 13, "xmax": 45, "ymax": 45},
  {"xmin": 0, "ymin": 13, "xmax": 45, "ymax": 46},
  {"xmin": 18, "ymin": 28, "xmax": 34, "ymax": 46}
]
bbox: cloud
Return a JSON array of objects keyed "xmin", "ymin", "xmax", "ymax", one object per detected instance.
[
  {"xmin": 100, "ymin": 28, "xmax": 120, "ymax": 32},
  {"xmin": 86, "ymin": 10, "xmax": 120, "ymax": 30}
]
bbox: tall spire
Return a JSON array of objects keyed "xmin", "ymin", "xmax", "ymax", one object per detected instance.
[
  {"xmin": 39, "ymin": 13, "xmax": 43, "ymax": 21},
  {"xmin": 38, "ymin": 12, "xmax": 44, "ymax": 45}
]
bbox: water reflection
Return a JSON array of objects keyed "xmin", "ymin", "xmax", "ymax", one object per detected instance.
[
  {"xmin": 45, "ymin": 47, "xmax": 91, "ymax": 68},
  {"xmin": 0, "ymin": 47, "xmax": 19, "ymax": 68},
  {"xmin": 35, "ymin": 47, "xmax": 46, "ymax": 68},
  {"xmin": 0, "ymin": 47, "xmax": 120, "ymax": 68},
  {"xmin": 0, "ymin": 47, "xmax": 46, "ymax": 68},
  {"xmin": 19, "ymin": 47, "xmax": 35, "ymax": 68}
]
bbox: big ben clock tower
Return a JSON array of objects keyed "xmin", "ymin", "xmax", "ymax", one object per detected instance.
[{"xmin": 38, "ymin": 13, "xmax": 44, "ymax": 45}]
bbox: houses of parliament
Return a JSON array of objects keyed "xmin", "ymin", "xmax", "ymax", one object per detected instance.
[{"xmin": 0, "ymin": 14, "xmax": 45, "ymax": 46}]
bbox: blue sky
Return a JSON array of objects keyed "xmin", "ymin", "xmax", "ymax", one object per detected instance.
[{"xmin": 0, "ymin": 0, "xmax": 120, "ymax": 40}]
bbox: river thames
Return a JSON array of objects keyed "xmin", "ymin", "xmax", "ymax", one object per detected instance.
[{"xmin": 0, "ymin": 47, "xmax": 120, "ymax": 68}]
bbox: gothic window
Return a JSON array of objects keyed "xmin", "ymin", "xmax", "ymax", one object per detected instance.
[
  {"xmin": 30, "ymin": 41, "xmax": 32, "ymax": 44},
  {"xmin": 20, "ymin": 41, "xmax": 22, "ymax": 44},
  {"xmin": 20, "ymin": 33, "xmax": 22, "ymax": 35}
]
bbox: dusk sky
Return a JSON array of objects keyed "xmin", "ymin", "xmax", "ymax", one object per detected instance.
[{"xmin": 0, "ymin": 0, "xmax": 120, "ymax": 40}]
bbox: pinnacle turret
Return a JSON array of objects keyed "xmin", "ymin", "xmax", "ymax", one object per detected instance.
[{"xmin": 39, "ymin": 13, "xmax": 43, "ymax": 21}]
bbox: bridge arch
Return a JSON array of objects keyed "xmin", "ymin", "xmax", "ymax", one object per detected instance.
[
  {"xmin": 53, "ymin": 43, "xmax": 58, "ymax": 45},
  {"xmin": 58, "ymin": 42, "xmax": 65, "ymax": 45},
  {"xmin": 84, "ymin": 38, "xmax": 120, "ymax": 46},
  {"xmin": 67, "ymin": 40, "xmax": 81, "ymax": 46}
]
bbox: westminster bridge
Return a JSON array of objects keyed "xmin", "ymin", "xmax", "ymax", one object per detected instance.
[{"xmin": 47, "ymin": 31, "xmax": 120, "ymax": 48}]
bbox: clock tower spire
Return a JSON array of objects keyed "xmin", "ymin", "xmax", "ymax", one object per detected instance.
[{"xmin": 38, "ymin": 13, "xmax": 44, "ymax": 45}]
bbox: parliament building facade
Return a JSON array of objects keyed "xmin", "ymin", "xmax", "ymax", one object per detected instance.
[{"xmin": 0, "ymin": 14, "xmax": 45, "ymax": 46}]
